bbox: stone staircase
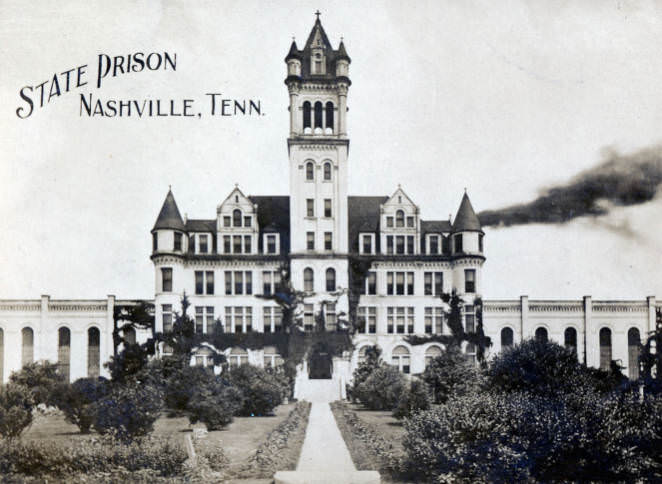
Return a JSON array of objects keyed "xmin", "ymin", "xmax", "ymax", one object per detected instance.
[{"xmin": 294, "ymin": 377, "xmax": 343, "ymax": 402}]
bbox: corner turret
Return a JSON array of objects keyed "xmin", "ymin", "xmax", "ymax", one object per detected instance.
[{"xmin": 152, "ymin": 188, "xmax": 186, "ymax": 255}]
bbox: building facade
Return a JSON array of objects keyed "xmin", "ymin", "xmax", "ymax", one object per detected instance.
[{"xmin": 0, "ymin": 17, "xmax": 658, "ymax": 385}]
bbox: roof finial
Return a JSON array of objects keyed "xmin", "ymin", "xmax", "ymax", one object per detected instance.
[
  {"xmin": 235, "ymin": 183, "xmax": 239, "ymax": 189},
  {"xmin": 464, "ymin": 187, "xmax": 467, "ymax": 193},
  {"xmin": 292, "ymin": 35, "xmax": 295, "ymax": 41},
  {"xmin": 168, "ymin": 184, "xmax": 171, "ymax": 191},
  {"xmin": 397, "ymin": 183, "xmax": 401, "ymax": 189},
  {"xmin": 315, "ymin": 10, "xmax": 321, "ymax": 20},
  {"xmin": 340, "ymin": 36, "xmax": 344, "ymax": 42}
]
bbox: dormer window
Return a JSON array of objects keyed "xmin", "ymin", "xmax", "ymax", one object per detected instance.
[
  {"xmin": 199, "ymin": 234, "xmax": 209, "ymax": 254},
  {"xmin": 360, "ymin": 233, "xmax": 375, "ymax": 255},
  {"xmin": 264, "ymin": 234, "xmax": 279, "ymax": 254},
  {"xmin": 428, "ymin": 235, "xmax": 439, "ymax": 254}
]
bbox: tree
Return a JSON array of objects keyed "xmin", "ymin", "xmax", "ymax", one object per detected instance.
[
  {"xmin": 355, "ymin": 365, "xmax": 407, "ymax": 411},
  {"xmin": 9, "ymin": 361, "xmax": 64, "ymax": 407},
  {"xmin": 0, "ymin": 383, "xmax": 34, "ymax": 439},
  {"xmin": 54, "ymin": 377, "xmax": 109, "ymax": 433},
  {"xmin": 187, "ymin": 379, "xmax": 243, "ymax": 430},
  {"xmin": 349, "ymin": 345, "xmax": 383, "ymax": 402},
  {"xmin": 112, "ymin": 300, "xmax": 154, "ymax": 357},
  {"xmin": 641, "ymin": 308, "xmax": 662, "ymax": 396},
  {"xmin": 421, "ymin": 345, "xmax": 481, "ymax": 404},
  {"xmin": 393, "ymin": 379, "xmax": 431, "ymax": 419}
]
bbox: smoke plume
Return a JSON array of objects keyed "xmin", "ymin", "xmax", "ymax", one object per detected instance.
[{"xmin": 479, "ymin": 145, "xmax": 662, "ymax": 228}]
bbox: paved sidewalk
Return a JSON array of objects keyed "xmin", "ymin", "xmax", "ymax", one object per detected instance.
[{"xmin": 296, "ymin": 402, "xmax": 356, "ymax": 472}]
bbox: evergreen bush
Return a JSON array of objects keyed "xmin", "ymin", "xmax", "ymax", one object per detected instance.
[
  {"xmin": 187, "ymin": 378, "xmax": 243, "ymax": 430},
  {"xmin": 355, "ymin": 365, "xmax": 407, "ymax": 411},
  {"xmin": 0, "ymin": 383, "xmax": 34, "ymax": 439},
  {"xmin": 392, "ymin": 379, "xmax": 431, "ymax": 419},
  {"xmin": 93, "ymin": 382, "xmax": 162, "ymax": 440},
  {"xmin": 421, "ymin": 345, "xmax": 481, "ymax": 404},
  {"xmin": 54, "ymin": 377, "xmax": 109, "ymax": 433},
  {"xmin": 227, "ymin": 364, "xmax": 284, "ymax": 416}
]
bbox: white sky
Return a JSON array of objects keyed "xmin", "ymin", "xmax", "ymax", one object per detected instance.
[{"xmin": 0, "ymin": 0, "xmax": 661, "ymax": 300}]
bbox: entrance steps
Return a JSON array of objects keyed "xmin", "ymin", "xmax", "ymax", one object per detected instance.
[{"xmin": 295, "ymin": 377, "xmax": 343, "ymax": 403}]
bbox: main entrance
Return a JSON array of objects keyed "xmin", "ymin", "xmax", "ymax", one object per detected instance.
[{"xmin": 308, "ymin": 343, "xmax": 333, "ymax": 379}]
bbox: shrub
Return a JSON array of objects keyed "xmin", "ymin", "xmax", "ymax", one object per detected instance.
[
  {"xmin": 0, "ymin": 383, "xmax": 34, "ymax": 439},
  {"xmin": 227, "ymin": 364, "xmax": 284, "ymax": 416},
  {"xmin": 94, "ymin": 382, "xmax": 162, "ymax": 440},
  {"xmin": 0, "ymin": 433, "xmax": 186, "ymax": 477},
  {"xmin": 164, "ymin": 364, "xmax": 215, "ymax": 413},
  {"xmin": 187, "ymin": 378, "xmax": 243, "ymax": 430},
  {"xmin": 9, "ymin": 361, "xmax": 64, "ymax": 406},
  {"xmin": 54, "ymin": 377, "xmax": 109, "ymax": 433},
  {"xmin": 349, "ymin": 345, "xmax": 383, "ymax": 402},
  {"xmin": 355, "ymin": 365, "xmax": 407, "ymax": 411},
  {"xmin": 393, "ymin": 379, "xmax": 431, "ymax": 419},
  {"xmin": 487, "ymin": 338, "xmax": 625, "ymax": 397},
  {"xmin": 266, "ymin": 365, "xmax": 293, "ymax": 400},
  {"xmin": 106, "ymin": 342, "xmax": 152, "ymax": 383},
  {"xmin": 421, "ymin": 345, "xmax": 481, "ymax": 404},
  {"xmin": 403, "ymin": 388, "xmax": 662, "ymax": 483}
]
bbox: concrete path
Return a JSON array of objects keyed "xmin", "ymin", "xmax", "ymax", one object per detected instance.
[
  {"xmin": 274, "ymin": 401, "xmax": 380, "ymax": 483},
  {"xmin": 297, "ymin": 402, "xmax": 356, "ymax": 471}
]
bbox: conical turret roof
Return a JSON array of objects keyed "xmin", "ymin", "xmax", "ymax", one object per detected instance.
[
  {"xmin": 152, "ymin": 189, "xmax": 185, "ymax": 231},
  {"xmin": 452, "ymin": 192, "xmax": 482, "ymax": 232},
  {"xmin": 336, "ymin": 40, "xmax": 351, "ymax": 62},
  {"xmin": 285, "ymin": 40, "xmax": 301, "ymax": 61}
]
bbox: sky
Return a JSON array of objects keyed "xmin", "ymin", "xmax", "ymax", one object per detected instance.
[{"xmin": 0, "ymin": 0, "xmax": 661, "ymax": 300}]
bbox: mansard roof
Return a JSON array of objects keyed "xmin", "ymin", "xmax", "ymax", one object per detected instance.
[
  {"xmin": 452, "ymin": 192, "xmax": 482, "ymax": 232},
  {"xmin": 185, "ymin": 219, "xmax": 215, "ymax": 233},
  {"xmin": 249, "ymin": 196, "xmax": 290, "ymax": 253},
  {"xmin": 348, "ymin": 196, "xmax": 389, "ymax": 252},
  {"xmin": 153, "ymin": 189, "xmax": 185, "ymax": 231}
]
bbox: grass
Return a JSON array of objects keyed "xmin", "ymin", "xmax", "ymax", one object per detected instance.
[{"xmin": 331, "ymin": 401, "xmax": 412, "ymax": 484}]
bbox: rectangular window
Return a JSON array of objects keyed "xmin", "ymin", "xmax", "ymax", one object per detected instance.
[
  {"xmin": 225, "ymin": 306, "xmax": 253, "ymax": 333},
  {"xmin": 326, "ymin": 302, "xmax": 337, "ymax": 329},
  {"xmin": 435, "ymin": 272, "xmax": 443, "ymax": 295},
  {"xmin": 223, "ymin": 216, "xmax": 231, "ymax": 227},
  {"xmin": 357, "ymin": 306, "xmax": 377, "ymax": 334},
  {"xmin": 245, "ymin": 271, "xmax": 252, "ymax": 295},
  {"xmin": 387, "ymin": 272, "xmax": 394, "ymax": 295},
  {"xmin": 162, "ymin": 304, "xmax": 173, "ymax": 332},
  {"xmin": 234, "ymin": 307, "xmax": 243, "ymax": 333},
  {"xmin": 225, "ymin": 271, "xmax": 232, "ymax": 295},
  {"xmin": 465, "ymin": 269, "xmax": 476, "ymax": 293},
  {"xmin": 442, "ymin": 236, "xmax": 450, "ymax": 254},
  {"xmin": 307, "ymin": 232, "xmax": 315, "ymax": 250},
  {"xmin": 424, "ymin": 272, "xmax": 432, "ymax": 295},
  {"xmin": 195, "ymin": 271, "xmax": 204, "ymax": 295},
  {"xmin": 324, "ymin": 232, "xmax": 332, "ymax": 251},
  {"xmin": 389, "ymin": 306, "xmax": 413, "ymax": 334},
  {"xmin": 233, "ymin": 235, "xmax": 242, "ymax": 254},
  {"xmin": 406, "ymin": 216, "xmax": 414, "ymax": 228},
  {"xmin": 407, "ymin": 272, "xmax": 414, "ymax": 295},
  {"xmin": 152, "ymin": 232, "xmax": 158, "ymax": 251},
  {"xmin": 396, "ymin": 307, "xmax": 405, "ymax": 334},
  {"xmin": 244, "ymin": 216, "xmax": 252, "ymax": 227},
  {"xmin": 306, "ymin": 199, "xmax": 314, "ymax": 217},
  {"xmin": 174, "ymin": 232, "xmax": 182, "ymax": 251},
  {"xmin": 206, "ymin": 271, "xmax": 214, "ymax": 295},
  {"xmin": 234, "ymin": 271, "xmax": 243, "ymax": 295},
  {"xmin": 425, "ymin": 307, "xmax": 444, "ymax": 334},
  {"xmin": 263, "ymin": 306, "xmax": 282, "ymax": 333},
  {"xmin": 266, "ymin": 235, "xmax": 277, "ymax": 254},
  {"xmin": 199, "ymin": 235, "xmax": 208, "ymax": 254},
  {"xmin": 161, "ymin": 268, "xmax": 172, "ymax": 292},
  {"xmin": 195, "ymin": 306, "xmax": 204, "ymax": 333},
  {"xmin": 396, "ymin": 272, "xmax": 405, "ymax": 295},
  {"xmin": 263, "ymin": 271, "xmax": 272, "ymax": 296},
  {"xmin": 424, "ymin": 272, "xmax": 443, "ymax": 295},
  {"xmin": 386, "ymin": 216, "xmax": 393, "ymax": 228},
  {"xmin": 388, "ymin": 271, "xmax": 414, "ymax": 295},
  {"xmin": 407, "ymin": 307, "xmax": 414, "ymax": 334},
  {"xmin": 362, "ymin": 235, "xmax": 372, "ymax": 254},
  {"xmin": 387, "ymin": 307, "xmax": 394, "ymax": 334},
  {"xmin": 407, "ymin": 235, "xmax": 414, "ymax": 254},
  {"xmin": 396, "ymin": 236, "xmax": 405, "ymax": 255},
  {"xmin": 386, "ymin": 235, "xmax": 394, "ymax": 255},
  {"xmin": 244, "ymin": 235, "xmax": 252, "ymax": 254},
  {"xmin": 429, "ymin": 235, "xmax": 439, "ymax": 254},
  {"xmin": 454, "ymin": 233, "xmax": 463, "ymax": 253},
  {"xmin": 223, "ymin": 235, "xmax": 231, "ymax": 254},
  {"xmin": 304, "ymin": 304, "xmax": 314, "ymax": 331},
  {"xmin": 324, "ymin": 199, "xmax": 332, "ymax": 217},
  {"xmin": 367, "ymin": 271, "xmax": 377, "ymax": 295},
  {"xmin": 465, "ymin": 305, "xmax": 475, "ymax": 333}
]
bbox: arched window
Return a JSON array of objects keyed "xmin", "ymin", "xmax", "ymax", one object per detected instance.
[
  {"xmin": 599, "ymin": 327, "xmax": 612, "ymax": 371},
  {"xmin": 233, "ymin": 209, "xmax": 242, "ymax": 227},
  {"xmin": 325, "ymin": 101, "xmax": 334, "ymax": 132},
  {"xmin": 323, "ymin": 162, "xmax": 332, "ymax": 181},
  {"xmin": 21, "ymin": 327, "xmax": 34, "ymax": 367},
  {"xmin": 392, "ymin": 345, "xmax": 410, "ymax": 374},
  {"xmin": 264, "ymin": 346, "xmax": 284, "ymax": 368},
  {"xmin": 303, "ymin": 101, "xmax": 311, "ymax": 130},
  {"xmin": 535, "ymin": 327, "xmax": 548, "ymax": 343},
  {"xmin": 0, "ymin": 328, "xmax": 4, "ymax": 384},
  {"xmin": 325, "ymin": 268, "xmax": 336, "ymax": 292},
  {"xmin": 58, "ymin": 327, "xmax": 71, "ymax": 382},
  {"xmin": 564, "ymin": 327, "xmax": 577, "ymax": 354},
  {"xmin": 124, "ymin": 327, "xmax": 136, "ymax": 345},
  {"xmin": 228, "ymin": 347, "xmax": 248, "ymax": 369},
  {"xmin": 395, "ymin": 210, "xmax": 405, "ymax": 228},
  {"xmin": 501, "ymin": 327, "xmax": 514, "ymax": 348},
  {"xmin": 314, "ymin": 101, "xmax": 323, "ymax": 130},
  {"xmin": 628, "ymin": 327, "xmax": 641, "ymax": 380},
  {"xmin": 306, "ymin": 161, "xmax": 315, "ymax": 181},
  {"xmin": 304, "ymin": 268, "xmax": 314, "ymax": 292},
  {"xmin": 425, "ymin": 345, "xmax": 442, "ymax": 367},
  {"xmin": 88, "ymin": 327, "xmax": 100, "ymax": 378}
]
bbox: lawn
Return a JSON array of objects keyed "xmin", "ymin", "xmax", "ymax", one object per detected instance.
[{"xmin": 23, "ymin": 401, "xmax": 304, "ymax": 479}]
